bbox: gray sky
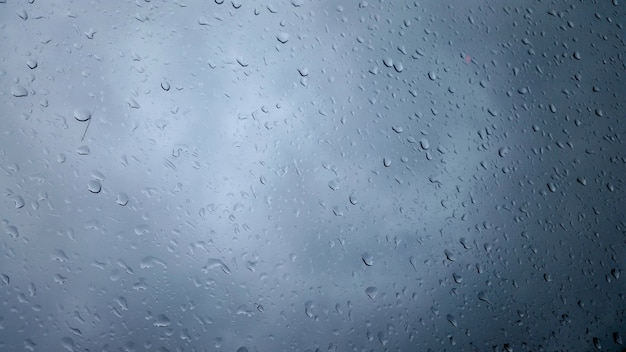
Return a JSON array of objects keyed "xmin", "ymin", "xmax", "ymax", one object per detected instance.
[{"xmin": 1, "ymin": 1, "xmax": 624, "ymax": 351}]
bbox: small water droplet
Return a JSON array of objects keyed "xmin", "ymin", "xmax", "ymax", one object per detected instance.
[
  {"xmin": 161, "ymin": 81, "xmax": 170, "ymax": 91},
  {"xmin": 365, "ymin": 286, "xmax": 378, "ymax": 299},
  {"xmin": 11, "ymin": 85, "xmax": 28, "ymax": 97},
  {"xmin": 203, "ymin": 258, "xmax": 231, "ymax": 274},
  {"xmin": 116, "ymin": 193, "xmax": 129, "ymax": 206},
  {"xmin": 154, "ymin": 314, "xmax": 170, "ymax": 327},
  {"xmin": 383, "ymin": 157, "xmax": 392, "ymax": 167},
  {"xmin": 26, "ymin": 59, "xmax": 38, "ymax": 69},
  {"xmin": 477, "ymin": 291, "xmax": 491, "ymax": 304},
  {"xmin": 361, "ymin": 252, "xmax": 373, "ymax": 266},
  {"xmin": 87, "ymin": 180, "xmax": 101, "ymax": 193},
  {"xmin": 428, "ymin": 71, "xmax": 437, "ymax": 80},
  {"xmin": 446, "ymin": 314, "xmax": 458, "ymax": 327},
  {"xmin": 419, "ymin": 138, "xmax": 430, "ymax": 150},
  {"xmin": 276, "ymin": 32, "xmax": 290, "ymax": 43},
  {"xmin": 77, "ymin": 145, "xmax": 90, "ymax": 155},
  {"xmin": 382, "ymin": 57, "xmax": 393, "ymax": 67}
]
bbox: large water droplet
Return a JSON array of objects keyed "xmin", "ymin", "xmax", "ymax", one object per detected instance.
[{"xmin": 11, "ymin": 85, "xmax": 28, "ymax": 97}]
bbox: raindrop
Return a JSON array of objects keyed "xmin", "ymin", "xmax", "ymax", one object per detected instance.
[
  {"xmin": 237, "ymin": 348, "xmax": 249, "ymax": 352},
  {"xmin": 419, "ymin": 138, "xmax": 430, "ymax": 150},
  {"xmin": 498, "ymin": 146, "xmax": 509, "ymax": 157},
  {"xmin": 304, "ymin": 300, "xmax": 315, "ymax": 318},
  {"xmin": 236, "ymin": 57, "xmax": 248, "ymax": 67},
  {"xmin": 297, "ymin": 67, "xmax": 309, "ymax": 76},
  {"xmin": 11, "ymin": 85, "xmax": 28, "ymax": 97},
  {"xmin": 444, "ymin": 249, "xmax": 455, "ymax": 261},
  {"xmin": 87, "ymin": 180, "xmax": 101, "ymax": 194},
  {"xmin": 383, "ymin": 157, "xmax": 392, "ymax": 167},
  {"xmin": 73, "ymin": 108, "xmax": 92, "ymax": 141},
  {"xmin": 446, "ymin": 314, "xmax": 458, "ymax": 327},
  {"xmin": 349, "ymin": 194, "xmax": 358, "ymax": 205},
  {"xmin": 116, "ymin": 192, "xmax": 129, "ymax": 206},
  {"xmin": 276, "ymin": 32, "xmax": 290, "ymax": 43},
  {"xmin": 161, "ymin": 81, "xmax": 170, "ymax": 91},
  {"xmin": 365, "ymin": 286, "xmax": 378, "ymax": 299},
  {"xmin": 452, "ymin": 273, "xmax": 463, "ymax": 283},
  {"xmin": 477, "ymin": 291, "xmax": 491, "ymax": 304},
  {"xmin": 26, "ymin": 59, "xmax": 37, "ymax": 69},
  {"xmin": 549, "ymin": 104, "xmax": 557, "ymax": 113},
  {"xmin": 76, "ymin": 146, "xmax": 90, "ymax": 155},
  {"xmin": 154, "ymin": 314, "xmax": 170, "ymax": 327},
  {"xmin": 592, "ymin": 337, "xmax": 601, "ymax": 350},
  {"xmin": 382, "ymin": 57, "xmax": 393, "ymax": 67},
  {"xmin": 428, "ymin": 71, "xmax": 437, "ymax": 80},
  {"xmin": 203, "ymin": 258, "xmax": 232, "ymax": 274},
  {"xmin": 11, "ymin": 195, "xmax": 25, "ymax": 209},
  {"xmin": 6, "ymin": 225, "xmax": 19, "ymax": 238},
  {"xmin": 361, "ymin": 252, "xmax": 373, "ymax": 266}
]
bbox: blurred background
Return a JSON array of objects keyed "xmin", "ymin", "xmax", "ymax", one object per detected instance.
[{"xmin": 1, "ymin": 1, "xmax": 624, "ymax": 351}]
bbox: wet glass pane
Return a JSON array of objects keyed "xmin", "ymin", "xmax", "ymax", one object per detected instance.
[{"xmin": 1, "ymin": 1, "xmax": 624, "ymax": 351}]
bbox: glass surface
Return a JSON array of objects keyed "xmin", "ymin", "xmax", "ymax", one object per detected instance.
[{"xmin": 1, "ymin": 1, "xmax": 624, "ymax": 351}]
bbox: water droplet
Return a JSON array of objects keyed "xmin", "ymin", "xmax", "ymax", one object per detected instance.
[
  {"xmin": 51, "ymin": 249, "xmax": 69, "ymax": 262},
  {"xmin": 154, "ymin": 314, "xmax": 170, "ymax": 327},
  {"xmin": 477, "ymin": 291, "xmax": 491, "ymax": 304},
  {"xmin": 134, "ymin": 224, "xmax": 150, "ymax": 235},
  {"xmin": 304, "ymin": 300, "xmax": 315, "ymax": 318},
  {"xmin": 11, "ymin": 195, "xmax": 25, "ymax": 209},
  {"xmin": 161, "ymin": 81, "xmax": 170, "ymax": 91},
  {"xmin": 6, "ymin": 225, "xmax": 19, "ymax": 238},
  {"xmin": 203, "ymin": 258, "xmax": 231, "ymax": 274},
  {"xmin": 77, "ymin": 146, "xmax": 90, "ymax": 155},
  {"xmin": 1, "ymin": 274, "xmax": 9, "ymax": 286},
  {"xmin": 382, "ymin": 57, "xmax": 393, "ymax": 67},
  {"xmin": 61, "ymin": 337, "xmax": 75, "ymax": 352},
  {"xmin": 26, "ymin": 59, "xmax": 37, "ymax": 69},
  {"xmin": 84, "ymin": 28, "xmax": 96, "ymax": 39},
  {"xmin": 419, "ymin": 138, "xmax": 430, "ymax": 150},
  {"xmin": 236, "ymin": 57, "xmax": 248, "ymax": 67},
  {"xmin": 446, "ymin": 314, "xmax": 458, "ymax": 327},
  {"xmin": 365, "ymin": 286, "xmax": 378, "ymax": 299},
  {"xmin": 328, "ymin": 180, "xmax": 339, "ymax": 190},
  {"xmin": 140, "ymin": 256, "xmax": 167, "ymax": 269},
  {"xmin": 592, "ymin": 337, "xmax": 601, "ymax": 350},
  {"xmin": 116, "ymin": 192, "xmax": 129, "ymax": 206},
  {"xmin": 549, "ymin": 104, "xmax": 557, "ymax": 113},
  {"xmin": 613, "ymin": 332, "xmax": 622, "ymax": 345},
  {"xmin": 297, "ymin": 67, "xmax": 309, "ymax": 76},
  {"xmin": 237, "ymin": 347, "xmax": 249, "ymax": 352},
  {"xmin": 361, "ymin": 252, "xmax": 373, "ymax": 266},
  {"xmin": 349, "ymin": 194, "xmax": 358, "ymax": 205},
  {"xmin": 87, "ymin": 180, "xmax": 101, "ymax": 194},
  {"xmin": 444, "ymin": 249, "xmax": 455, "ymax": 261},
  {"xmin": 452, "ymin": 273, "xmax": 463, "ymax": 283},
  {"xmin": 11, "ymin": 85, "xmax": 28, "ymax": 97},
  {"xmin": 498, "ymin": 146, "xmax": 510, "ymax": 157},
  {"xmin": 383, "ymin": 157, "xmax": 392, "ymax": 167},
  {"xmin": 276, "ymin": 32, "xmax": 290, "ymax": 43},
  {"xmin": 428, "ymin": 71, "xmax": 437, "ymax": 80}
]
